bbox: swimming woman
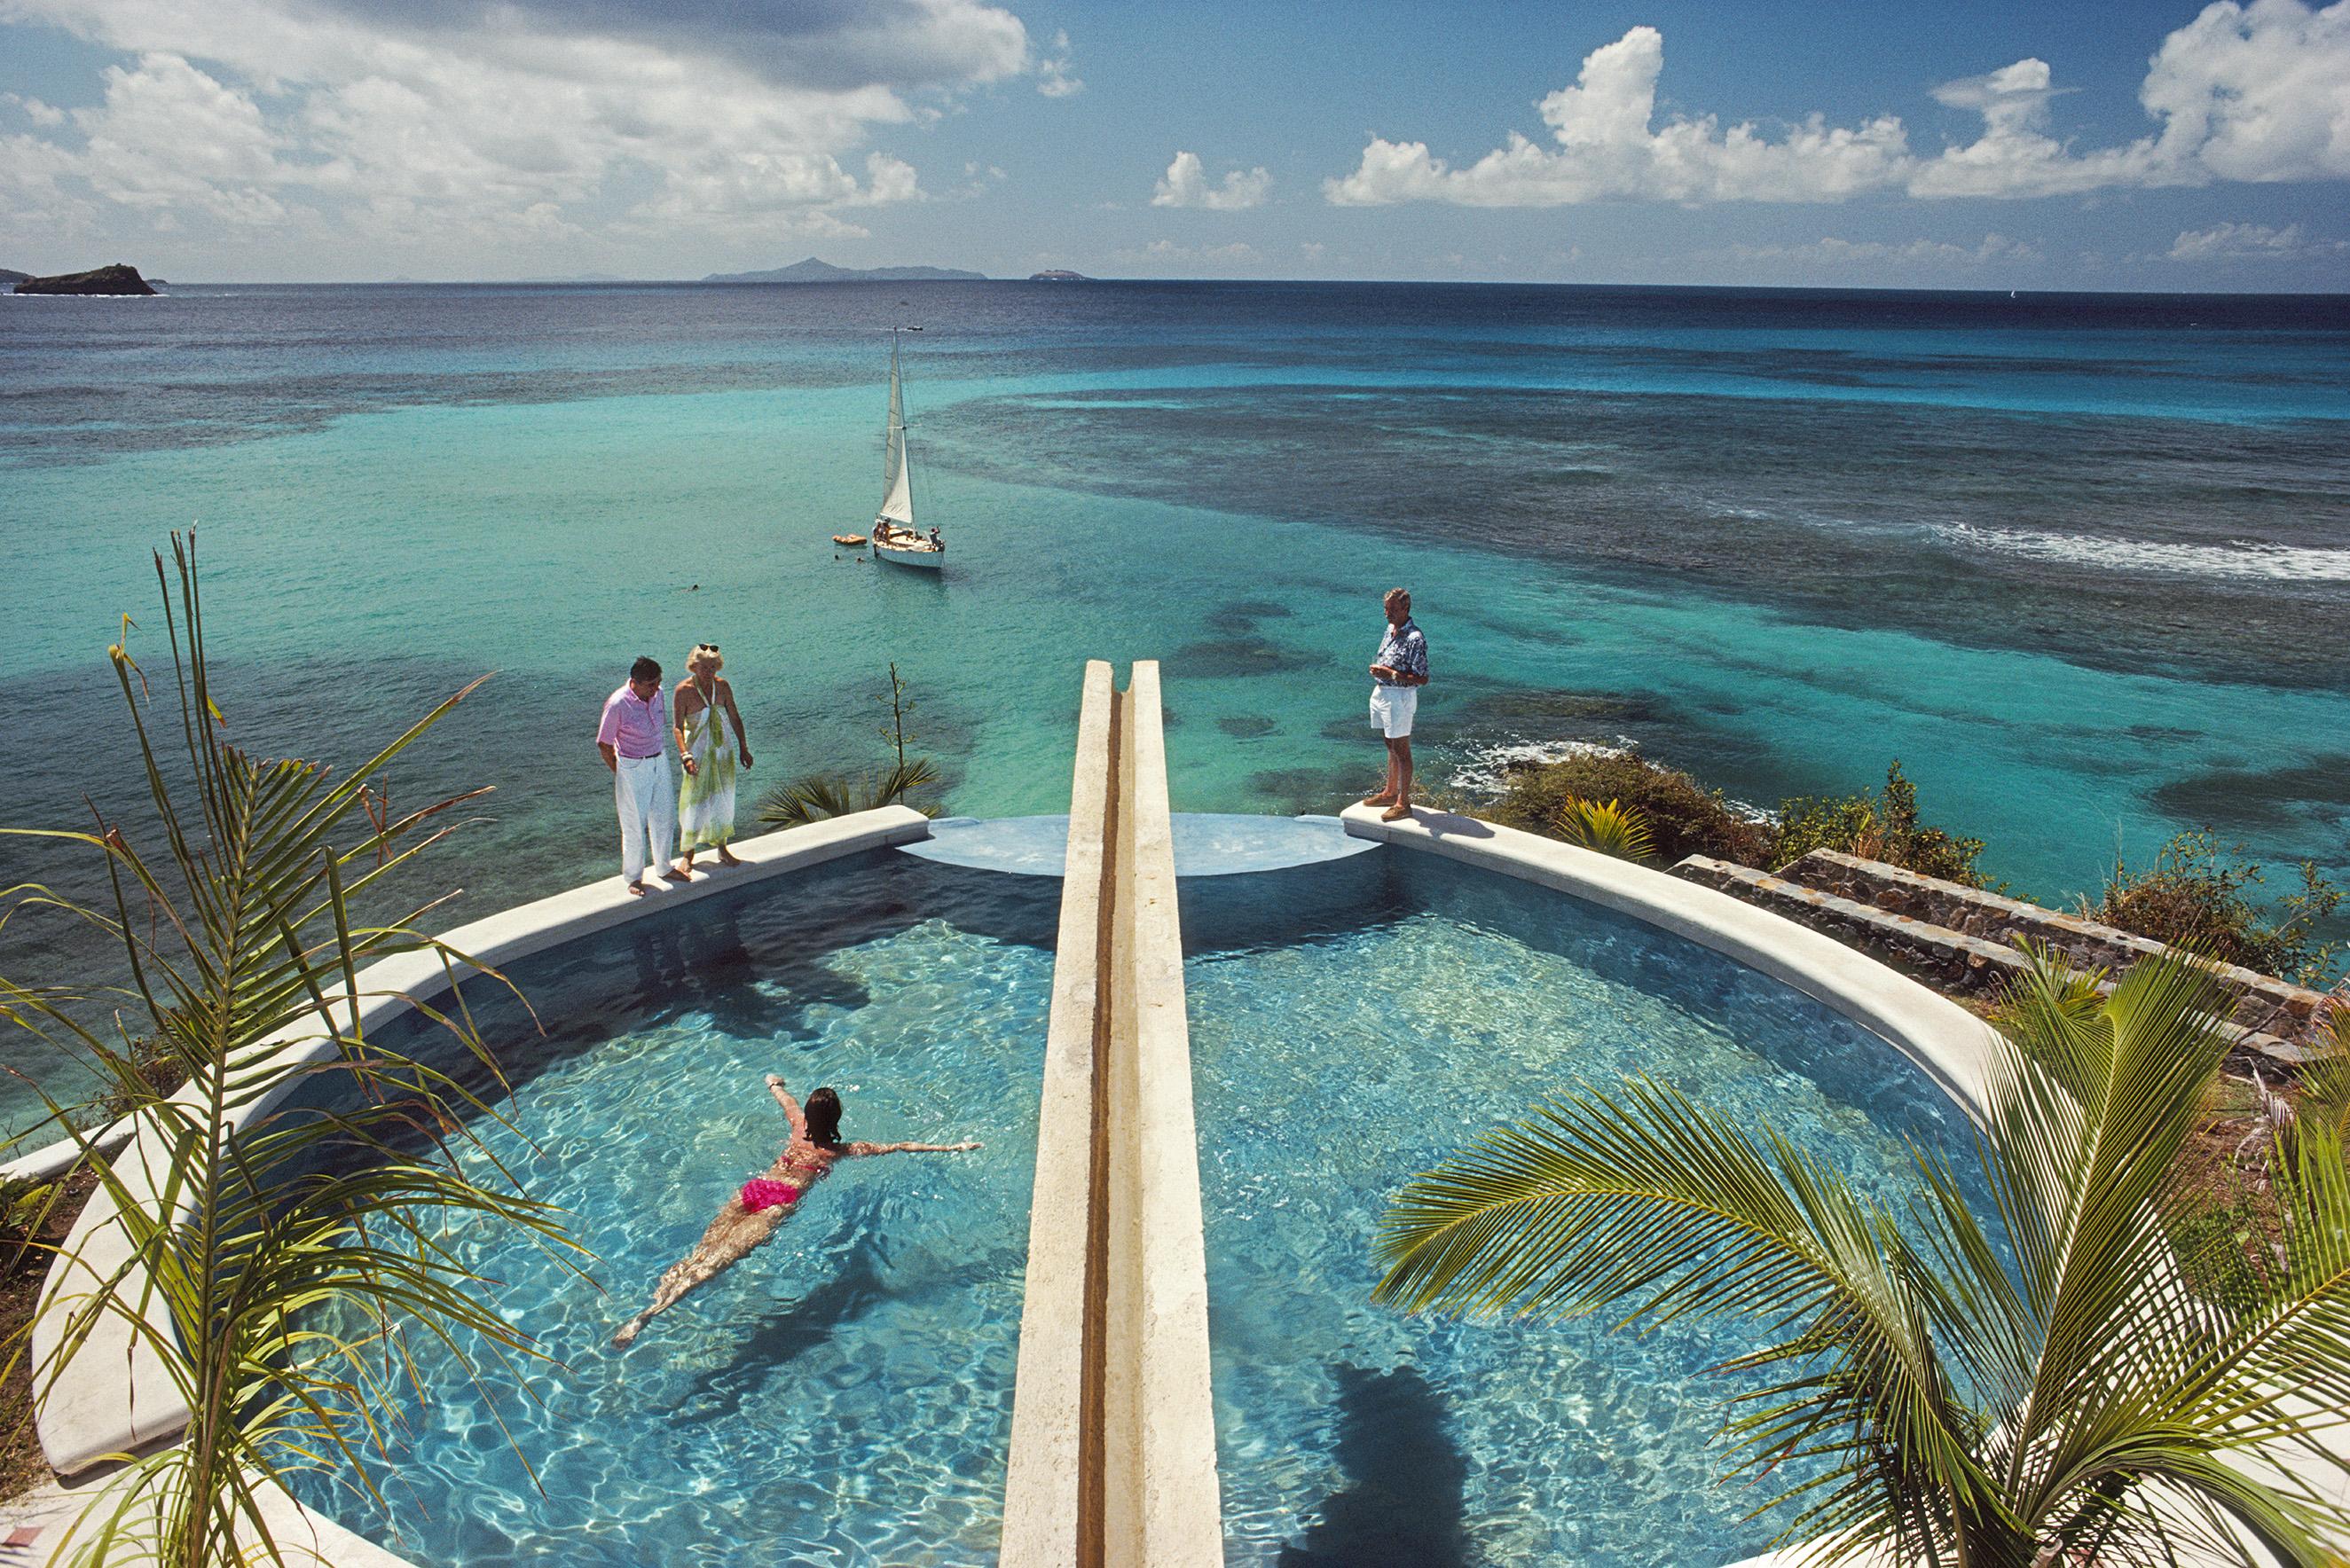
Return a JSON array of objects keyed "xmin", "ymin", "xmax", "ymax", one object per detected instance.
[{"xmin": 612, "ymin": 1074, "xmax": 979, "ymax": 1347}]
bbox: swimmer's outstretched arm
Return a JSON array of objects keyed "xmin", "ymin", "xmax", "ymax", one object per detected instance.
[
  {"xmin": 765, "ymin": 1073, "xmax": 807, "ymax": 1140},
  {"xmin": 845, "ymin": 1140, "xmax": 983, "ymax": 1156}
]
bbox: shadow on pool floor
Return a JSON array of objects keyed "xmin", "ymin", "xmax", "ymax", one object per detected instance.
[{"xmin": 1278, "ymin": 1362, "xmax": 1472, "ymax": 1567}]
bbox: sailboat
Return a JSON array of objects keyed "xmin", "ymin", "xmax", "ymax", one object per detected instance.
[{"xmin": 868, "ymin": 326, "xmax": 943, "ymax": 569}]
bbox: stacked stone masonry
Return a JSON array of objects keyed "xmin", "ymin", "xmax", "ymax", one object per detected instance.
[{"xmin": 1674, "ymin": 848, "xmax": 2341, "ymax": 1069}]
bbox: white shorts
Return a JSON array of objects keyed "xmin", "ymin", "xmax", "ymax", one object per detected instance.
[{"xmin": 1369, "ymin": 684, "xmax": 1417, "ymax": 739}]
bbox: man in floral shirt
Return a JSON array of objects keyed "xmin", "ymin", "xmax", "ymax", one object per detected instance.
[{"xmin": 1363, "ymin": 587, "xmax": 1428, "ymax": 822}]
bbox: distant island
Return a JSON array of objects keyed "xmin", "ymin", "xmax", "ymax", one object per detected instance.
[
  {"xmin": 12, "ymin": 263, "xmax": 158, "ymax": 296},
  {"xmin": 1029, "ymin": 270, "xmax": 1093, "ymax": 282},
  {"xmin": 702, "ymin": 257, "xmax": 986, "ymax": 284},
  {"xmin": 0, "ymin": 268, "xmax": 28, "ymax": 287}
]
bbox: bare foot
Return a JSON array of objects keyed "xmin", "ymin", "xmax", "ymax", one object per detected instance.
[
  {"xmin": 1361, "ymin": 793, "xmax": 1396, "ymax": 807},
  {"xmin": 626, "ymin": 881, "xmax": 648, "ymax": 897},
  {"xmin": 717, "ymin": 846, "xmax": 743, "ymax": 866},
  {"xmin": 1380, "ymin": 804, "xmax": 1413, "ymax": 822},
  {"xmin": 662, "ymin": 863, "xmax": 692, "ymax": 882}
]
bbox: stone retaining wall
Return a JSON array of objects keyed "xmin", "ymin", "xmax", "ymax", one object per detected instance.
[{"xmin": 1674, "ymin": 851, "xmax": 2338, "ymax": 1068}]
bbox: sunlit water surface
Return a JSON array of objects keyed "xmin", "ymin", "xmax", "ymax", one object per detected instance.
[{"xmin": 293, "ymin": 847, "xmax": 1977, "ymax": 1567}]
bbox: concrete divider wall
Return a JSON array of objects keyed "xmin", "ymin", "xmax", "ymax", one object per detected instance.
[{"xmin": 1000, "ymin": 662, "xmax": 1224, "ymax": 1568}]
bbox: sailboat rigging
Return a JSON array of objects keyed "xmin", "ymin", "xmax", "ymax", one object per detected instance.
[{"xmin": 868, "ymin": 325, "xmax": 944, "ymax": 569}]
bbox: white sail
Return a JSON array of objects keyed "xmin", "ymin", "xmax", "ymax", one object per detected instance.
[{"xmin": 877, "ymin": 341, "xmax": 915, "ymax": 526}]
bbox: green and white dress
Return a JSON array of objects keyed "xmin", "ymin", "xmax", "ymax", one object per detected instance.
[{"xmin": 677, "ymin": 686, "xmax": 738, "ymax": 851}]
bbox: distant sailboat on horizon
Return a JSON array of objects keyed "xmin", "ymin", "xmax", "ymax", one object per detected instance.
[{"xmin": 868, "ymin": 326, "xmax": 943, "ymax": 570}]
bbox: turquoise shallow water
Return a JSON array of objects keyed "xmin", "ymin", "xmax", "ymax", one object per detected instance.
[
  {"xmin": 287, "ymin": 846, "xmax": 1977, "ymax": 1566},
  {"xmin": 2, "ymin": 281, "xmax": 2346, "ymax": 1131}
]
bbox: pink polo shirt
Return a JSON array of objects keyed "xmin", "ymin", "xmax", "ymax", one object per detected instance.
[{"xmin": 597, "ymin": 684, "xmax": 666, "ymax": 758}]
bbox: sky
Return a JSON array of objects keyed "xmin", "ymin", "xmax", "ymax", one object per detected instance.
[{"xmin": 1, "ymin": 0, "xmax": 2346, "ymax": 288}]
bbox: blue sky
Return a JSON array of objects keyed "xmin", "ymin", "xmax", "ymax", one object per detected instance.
[{"xmin": 2, "ymin": 0, "xmax": 2345, "ymax": 287}]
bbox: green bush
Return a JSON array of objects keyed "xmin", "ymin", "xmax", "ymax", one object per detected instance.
[
  {"xmin": 1774, "ymin": 760, "xmax": 1989, "ymax": 888},
  {"xmin": 1484, "ymin": 749, "xmax": 1773, "ymax": 866},
  {"xmin": 2082, "ymin": 831, "xmax": 2341, "ymax": 984}
]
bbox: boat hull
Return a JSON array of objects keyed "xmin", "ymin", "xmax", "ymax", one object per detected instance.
[{"xmin": 873, "ymin": 536, "xmax": 944, "ymax": 569}]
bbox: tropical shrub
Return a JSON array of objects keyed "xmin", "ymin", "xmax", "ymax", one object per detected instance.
[
  {"xmin": 757, "ymin": 758, "xmax": 942, "ymax": 828},
  {"xmin": 1484, "ymin": 750, "xmax": 1772, "ymax": 866},
  {"xmin": 1377, "ymin": 948, "xmax": 2350, "ymax": 1564},
  {"xmin": 1553, "ymin": 796, "xmax": 1654, "ymax": 863},
  {"xmin": 2082, "ymin": 830, "xmax": 2341, "ymax": 984},
  {"xmin": 1773, "ymin": 759, "xmax": 1989, "ymax": 887},
  {"xmin": 758, "ymin": 662, "xmax": 942, "ymax": 827},
  {"xmin": 0, "ymin": 537, "xmax": 579, "ymax": 1564}
]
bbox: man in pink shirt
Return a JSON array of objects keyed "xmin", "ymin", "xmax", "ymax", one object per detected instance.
[{"xmin": 596, "ymin": 655, "xmax": 688, "ymax": 895}]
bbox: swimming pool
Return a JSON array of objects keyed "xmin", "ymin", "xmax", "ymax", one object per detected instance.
[
  {"xmin": 1183, "ymin": 851, "xmax": 1974, "ymax": 1566},
  {"xmin": 290, "ymin": 843, "xmax": 1975, "ymax": 1566},
  {"xmin": 287, "ymin": 851, "xmax": 1060, "ymax": 1566}
]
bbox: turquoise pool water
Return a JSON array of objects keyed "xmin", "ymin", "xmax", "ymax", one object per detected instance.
[
  {"xmin": 288, "ymin": 851, "xmax": 1060, "ymax": 1565},
  {"xmin": 1184, "ymin": 852, "xmax": 1973, "ymax": 1566},
  {"xmin": 295, "ymin": 845, "xmax": 1975, "ymax": 1566}
]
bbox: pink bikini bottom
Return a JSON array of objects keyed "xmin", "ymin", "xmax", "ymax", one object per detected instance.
[{"xmin": 741, "ymin": 1179, "xmax": 801, "ymax": 1212}]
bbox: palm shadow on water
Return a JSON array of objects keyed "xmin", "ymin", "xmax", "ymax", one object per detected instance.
[{"xmin": 1278, "ymin": 1362, "xmax": 1474, "ymax": 1568}]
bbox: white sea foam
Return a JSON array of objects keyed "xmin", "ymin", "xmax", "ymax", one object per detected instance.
[
  {"xmin": 1448, "ymin": 737, "xmax": 1631, "ymax": 798},
  {"xmin": 1937, "ymin": 521, "xmax": 2350, "ymax": 582}
]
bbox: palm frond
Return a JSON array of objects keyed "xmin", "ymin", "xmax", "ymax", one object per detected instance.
[
  {"xmin": 4, "ymin": 533, "xmax": 586, "ymax": 1567},
  {"xmin": 755, "ymin": 756, "xmax": 941, "ymax": 828},
  {"xmin": 1554, "ymin": 796, "xmax": 1655, "ymax": 862}
]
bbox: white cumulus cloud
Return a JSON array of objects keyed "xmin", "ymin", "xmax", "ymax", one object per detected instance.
[
  {"xmin": 1326, "ymin": 3, "xmax": 2350, "ymax": 208},
  {"xmin": 2167, "ymin": 219, "xmax": 2346, "ymax": 259},
  {"xmin": 1731, "ymin": 232, "xmax": 2041, "ymax": 267},
  {"xmin": 1152, "ymin": 150, "xmax": 1272, "ymax": 209},
  {"xmin": 1035, "ymin": 28, "xmax": 1082, "ymax": 98},
  {"xmin": 0, "ymin": 0, "xmax": 1028, "ymax": 263}
]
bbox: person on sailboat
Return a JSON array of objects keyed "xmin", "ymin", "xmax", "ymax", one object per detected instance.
[
  {"xmin": 1362, "ymin": 588, "xmax": 1428, "ymax": 823},
  {"xmin": 673, "ymin": 643, "xmax": 753, "ymax": 872},
  {"xmin": 611, "ymin": 1075, "xmax": 980, "ymax": 1347}
]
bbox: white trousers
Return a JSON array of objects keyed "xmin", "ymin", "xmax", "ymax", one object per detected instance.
[{"xmin": 615, "ymin": 752, "xmax": 677, "ymax": 883}]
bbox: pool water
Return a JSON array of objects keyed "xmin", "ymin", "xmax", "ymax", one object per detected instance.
[
  {"xmin": 1183, "ymin": 852, "xmax": 1975, "ymax": 1567},
  {"xmin": 295, "ymin": 846, "xmax": 1976, "ymax": 1566},
  {"xmin": 288, "ymin": 852, "xmax": 1061, "ymax": 1566}
]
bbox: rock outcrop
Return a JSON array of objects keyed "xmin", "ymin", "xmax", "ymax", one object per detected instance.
[{"xmin": 13, "ymin": 263, "xmax": 157, "ymax": 295}]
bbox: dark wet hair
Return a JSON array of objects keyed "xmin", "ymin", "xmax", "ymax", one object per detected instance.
[
  {"xmin": 806, "ymin": 1087, "xmax": 843, "ymax": 1145},
  {"xmin": 630, "ymin": 655, "xmax": 661, "ymax": 683}
]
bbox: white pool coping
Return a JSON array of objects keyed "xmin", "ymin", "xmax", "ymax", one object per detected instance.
[{"xmin": 29, "ymin": 807, "xmax": 931, "ymax": 1486}]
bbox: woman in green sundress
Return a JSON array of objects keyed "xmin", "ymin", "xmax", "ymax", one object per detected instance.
[{"xmin": 674, "ymin": 643, "xmax": 753, "ymax": 871}]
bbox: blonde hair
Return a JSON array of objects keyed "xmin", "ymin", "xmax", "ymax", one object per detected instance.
[
  {"xmin": 687, "ymin": 642, "xmax": 723, "ymax": 674},
  {"xmin": 1384, "ymin": 587, "xmax": 1411, "ymax": 609}
]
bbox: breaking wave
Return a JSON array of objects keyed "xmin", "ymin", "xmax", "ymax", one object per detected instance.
[{"xmin": 1936, "ymin": 521, "xmax": 2350, "ymax": 582}]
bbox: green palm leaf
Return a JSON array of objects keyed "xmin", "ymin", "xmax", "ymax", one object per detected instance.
[{"xmin": 1, "ymin": 535, "xmax": 587, "ymax": 1567}]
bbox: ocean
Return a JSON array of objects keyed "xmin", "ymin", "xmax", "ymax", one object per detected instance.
[{"xmin": 2, "ymin": 279, "xmax": 2346, "ymax": 1130}]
